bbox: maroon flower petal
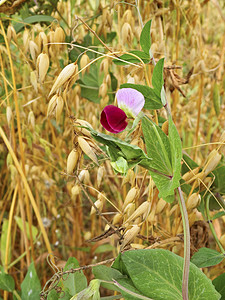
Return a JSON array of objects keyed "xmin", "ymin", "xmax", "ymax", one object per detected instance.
[{"xmin": 100, "ymin": 105, "xmax": 128, "ymax": 133}]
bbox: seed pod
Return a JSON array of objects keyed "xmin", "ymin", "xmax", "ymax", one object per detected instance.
[
  {"xmin": 90, "ymin": 199, "xmax": 104, "ymax": 215},
  {"xmin": 47, "ymin": 95, "xmax": 58, "ymax": 116},
  {"xmin": 123, "ymin": 187, "xmax": 138, "ymax": 209},
  {"xmin": 28, "ymin": 111, "xmax": 35, "ymax": 129},
  {"xmin": 30, "ymin": 71, "xmax": 38, "ymax": 93},
  {"xmin": 97, "ymin": 165, "xmax": 105, "ymax": 188},
  {"xmin": 213, "ymin": 82, "xmax": 220, "ymax": 116},
  {"xmin": 55, "ymin": 95, "xmax": 64, "ymax": 123},
  {"xmin": 121, "ymin": 225, "xmax": 140, "ymax": 250},
  {"xmin": 78, "ymin": 136, "xmax": 99, "ymax": 165},
  {"xmin": 204, "ymin": 150, "xmax": 221, "ymax": 176},
  {"xmin": 48, "ymin": 63, "xmax": 78, "ymax": 97},
  {"xmin": 37, "ymin": 53, "xmax": 49, "ymax": 83},
  {"xmin": 112, "ymin": 213, "xmax": 123, "ymax": 225},
  {"xmin": 66, "ymin": 149, "xmax": 79, "ymax": 174},
  {"xmin": 125, "ymin": 201, "xmax": 151, "ymax": 224},
  {"xmin": 186, "ymin": 193, "xmax": 201, "ymax": 211},
  {"xmin": 99, "ymin": 82, "xmax": 108, "ymax": 98},
  {"xmin": 6, "ymin": 106, "xmax": 12, "ymax": 125},
  {"xmin": 182, "ymin": 167, "xmax": 200, "ymax": 182},
  {"xmin": 155, "ymin": 198, "xmax": 167, "ymax": 214},
  {"xmin": 80, "ymin": 53, "xmax": 90, "ymax": 75},
  {"xmin": 162, "ymin": 120, "xmax": 169, "ymax": 135}
]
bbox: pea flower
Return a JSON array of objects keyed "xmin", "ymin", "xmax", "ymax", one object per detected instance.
[{"xmin": 100, "ymin": 88, "xmax": 145, "ymax": 133}]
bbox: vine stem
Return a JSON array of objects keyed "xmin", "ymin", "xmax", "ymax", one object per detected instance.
[
  {"xmin": 178, "ymin": 186, "xmax": 190, "ymax": 300},
  {"xmin": 206, "ymin": 195, "xmax": 225, "ymax": 254}
]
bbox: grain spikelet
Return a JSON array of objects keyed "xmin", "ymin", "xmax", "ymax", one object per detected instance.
[
  {"xmin": 71, "ymin": 184, "xmax": 80, "ymax": 198},
  {"xmin": 55, "ymin": 95, "xmax": 64, "ymax": 123},
  {"xmin": 23, "ymin": 28, "xmax": 29, "ymax": 52},
  {"xmin": 47, "ymin": 95, "xmax": 58, "ymax": 116},
  {"xmin": 97, "ymin": 166, "xmax": 105, "ymax": 187},
  {"xmin": 28, "ymin": 111, "xmax": 35, "ymax": 129},
  {"xmin": 29, "ymin": 40, "xmax": 39, "ymax": 61},
  {"xmin": 78, "ymin": 136, "xmax": 99, "ymax": 165},
  {"xmin": 66, "ymin": 149, "xmax": 79, "ymax": 175},
  {"xmin": 48, "ymin": 63, "xmax": 78, "ymax": 97},
  {"xmin": 90, "ymin": 199, "xmax": 104, "ymax": 215},
  {"xmin": 162, "ymin": 120, "xmax": 169, "ymax": 135},
  {"xmin": 186, "ymin": 193, "xmax": 201, "ymax": 211},
  {"xmin": 80, "ymin": 53, "xmax": 90, "ymax": 75},
  {"xmin": 124, "ymin": 203, "xmax": 135, "ymax": 218},
  {"xmin": 6, "ymin": 106, "xmax": 12, "ymax": 125},
  {"xmin": 123, "ymin": 187, "xmax": 137, "ymax": 209},
  {"xmin": 121, "ymin": 22, "xmax": 133, "ymax": 46},
  {"xmin": 113, "ymin": 213, "xmax": 122, "ymax": 225},
  {"xmin": 99, "ymin": 82, "xmax": 108, "ymax": 98},
  {"xmin": 121, "ymin": 225, "xmax": 140, "ymax": 250},
  {"xmin": 124, "ymin": 201, "xmax": 151, "ymax": 224},
  {"xmin": 30, "ymin": 71, "xmax": 38, "ymax": 93},
  {"xmin": 155, "ymin": 198, "xmax": 167, "ymax": 214},
  {"xmin": 204, "ymin": 150, "xmax": 221, "ymax": 176},
  {"xmin": 182, "ymin": 167, "xmax": 200, "ymax": 182},
  {"xmin": 220, "ymin": 234, "xmax": 225, "ymax": 248},
  {"xmin": 37, "ymin": 53, "xmax": 49, "ymax": 83}
]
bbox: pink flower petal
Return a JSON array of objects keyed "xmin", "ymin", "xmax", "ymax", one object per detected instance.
[
  {"xmin": 116, "ymin": 88, "xmax": 145, "ymax": 117},
  {"xmin": 100, "ymin": 105, "xmax": 128, "ymax": 133}
]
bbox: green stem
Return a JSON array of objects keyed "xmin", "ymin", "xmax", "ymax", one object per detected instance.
[
  {"xmin": 206, "ymin": 195, "xmax": 225, "ymax": 253},
  {"xmin": 178, "ymin": 186, "xmax": 190, "ymax": 300},
  {"xmin": 13, "ymin": 290, "xmax": 21, "ymax": 300}
]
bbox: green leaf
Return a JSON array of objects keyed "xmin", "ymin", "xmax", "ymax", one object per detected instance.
[
  {"xmin": 113, "ymin": 51, "xmax": 150, "ymax": 65},
  {"xmin": 120, "ymin": 83, "xmax": 163, "ymax": 110},
  {"xmin": 0, "ymin": 266, "xmax": 15, "ymax": 292},
  {"xmin": 0, "ymin": 219, "xmax": 11, "ymax": 265},
  {"xmin": 191, "ymin": 247, "xmax": 224, "ymax": 268},
  {"xmin": 62, "ymin": 257, "xmax": 87, "ymax": 296},
  {"xmin": 92, "ymin": 265, "xmax": 125, "ymax": 291},
  {"xmin": 47, "ymin": 289, "xmax": 59, "ymax": 300},
  {"xmin": 90, "ymin": 130, "xmax": 152, "ymax": 170},
  {"xmin": 14, "ymin": 216, "xmax": 38, "ymax": 241},
  {"xmin": 212, "ymin": 211, "xmax": 225, "ymax": 220},
  {"xmin": 113, "ymin": 249, "xmax": 221, "ymax": 300},
  {"xmin": 111, "ymin": 157, "xmax": 128, "ymax": 174},
  {"xmin": 21, "ymin": 262, "xmax": 41, "ymax": 300},
  {"xmin": 94, "ymin": 244, "xmax": 115, "ymax": 254},
  {"xmin": 13, "ymin": 16, "xmax": 56, "ymax": 33},
  {"xmin": 152, "ymin": 58, "xmax": 164, "ymax": 97},
  {"xmin": 142, "ymin": 117, "xmax": 181, "ymax": 201},
  {"xmin": 213, "ymin": 83, "xmax": 221, "ymax": 116},
  {"xmin": 212, "ymin": 164, "xmax": 225, "ymax": 194},
  {"xmin": 213, "ymin": 273, "xmax": 225, "ymax": 300},
  {"xmin": 140, "ymin": 20, "xmax": 152, "ymax": 55}
]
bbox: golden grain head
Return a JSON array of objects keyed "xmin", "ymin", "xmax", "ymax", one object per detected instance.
[
  {"xmin": 6, "ymin": 106, "xmax": 12, "ymax": 125},
  {"xmin": 30, "ymin": 70, "xmax": 38, "ymax": 93},
  {"xmin": 204, "ymin": 150, "xmax": 221, "ymax": 176},
  {"xmin": 47, "ymin": 94, "xmax": 58, "ymax": 116},
  {"xmin": 123, "ymin": 187, "xmax": 138, "ymax": 209},
  {"xmin": 48, "ymin": 63, "xmax": 78, "ymax": 97},
  {"xmin": 37, "ymin": 53, "xmax": 49, "ymax": 83},
  {"xmin": 90, "ymin": 199, "xmax": 104, "ymax": 215},
  {"xmin": 66, "ymin": 149, "xmax": 79, "ymax": 175},
  {"xmin": 121, "ymin": 225, "xmax": 140, "ymax": 250},
  {"xmin": 56, "ymin": 95, "xmax": 64, "ymax": 123},
  {"xmin": 78, "ymin": 136, "xmax": 99, "ymax": 165},
  {"xmin": 186, "ymin": 193, "xmax": 201, "ymax": 211},
  {"xmin": 28, "ymin": 111, "xmax": 35, "ymax": 129},
  {"xmin": 80, "ymin": 53, "xmax": 90, "ymax": 75}
]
